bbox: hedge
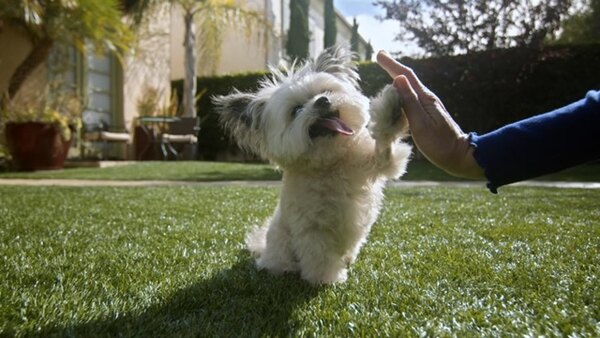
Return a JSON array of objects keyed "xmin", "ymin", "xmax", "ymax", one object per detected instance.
[
  {"xmin": 173, "ymin": 72, "xmax": 266, "ymax": 160},
  {"xmin": 172, "ymin": 44, "xmax": 600, "ymax": 161}
]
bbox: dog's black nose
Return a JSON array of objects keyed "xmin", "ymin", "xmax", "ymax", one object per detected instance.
[{"xmin": 314, "ymin": 96, "xmax": 331, "ymax": 109}]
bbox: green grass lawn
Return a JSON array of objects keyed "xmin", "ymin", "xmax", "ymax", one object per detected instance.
[
  {"xmin": 0, "ymin": 160, "xmax": 599, "ymax": 182},
  {"xmin": 0, "ymin": 161, "xmax": 282, "ymax": 181},
  {"xmin": 1, "ymin": 185, "xmax": 598, "ymax": 336}
]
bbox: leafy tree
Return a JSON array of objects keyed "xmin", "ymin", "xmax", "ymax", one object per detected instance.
[
  {"xmin": 0, "ymin": 0, "xmax": 132, "ymax": 106},
  {"xmin": 375, "ymin": 0, "xmax": 574, "ymax": 56},
  {"xmin": 365, "ymin": 41, "xmax": 374, "ymax": 60},
  {"xmin": 287, "ymin": 0, "xmax": 310, "ymax": 61},
  {"xmin": 350, "ymin": 18, "xmax": 360, "ymax": 60},
  {"xmin": 557, "ymin": 0, "xmax": 600, "ymax": 43},
  {"xmin": 324, "ymin": 0, "xmax": 337, "ymax": 48}
]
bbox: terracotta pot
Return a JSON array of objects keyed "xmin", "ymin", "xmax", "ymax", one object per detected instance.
[
  {"xmin": 134, "ymin": 125, "xmax": 158, "ymax": 161},
  {"xmin": 5, "ymin": 122, "xmax": 72, "ymax": 171}
]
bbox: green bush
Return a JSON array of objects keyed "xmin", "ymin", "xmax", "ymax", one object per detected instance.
[
  {"xmin": 360, "ymin": 43, "xmax": 600, "ymax": 132},
  {"xmin": 173, "ymin": 44, "xmax": 600, "ymax": 161},
  {"xmin": 172, "ymin": 72, "xmax": 267, "ymax": 160}
]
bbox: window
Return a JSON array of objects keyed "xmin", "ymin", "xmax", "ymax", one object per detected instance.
[{"xmin": 48, "ymin": 44, "xmax": 123, "ymax": 131}]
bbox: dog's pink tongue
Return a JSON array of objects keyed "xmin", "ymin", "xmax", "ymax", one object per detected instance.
[{"xmin": 319, "ymin": 117, "xmax": 354, "ymax": 135}]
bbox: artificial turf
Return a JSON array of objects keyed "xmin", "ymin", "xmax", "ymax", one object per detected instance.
[
  {"xmin": 1, "ymin": 160, "xmax": 599, "ymax": 182},
  {"xmin": 0, "ymin": 161, "xmax": 282, "ymax": 182},
  {"xmin": 1, "ymin": 185, "xmax": 598, "ymax": 336}
]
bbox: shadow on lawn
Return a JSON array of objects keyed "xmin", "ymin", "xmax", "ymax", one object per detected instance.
[
  {"xmin": 36, "ymin": 253, "xmax": 320, "ymax": 337},
  {"xmin": 195, "ymin": 168, "xmax": 282, "ymax": 181}
]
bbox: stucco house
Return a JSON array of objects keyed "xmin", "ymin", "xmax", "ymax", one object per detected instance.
[
  {"xmin": 0, "ymin": 3, "xmax": 172, "ymax": 160},
  {"xmin": 0, "ymin": 1, "xmax": 369, "ymax": 160},
  {"xmin": 170, "ymin": 0, "xmax": 371, "ymax": 78}
]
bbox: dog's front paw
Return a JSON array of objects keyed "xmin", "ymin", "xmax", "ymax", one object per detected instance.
[
  {"xmin": 302, "ymin": 266, "xmax": 348, "ymax": 285},
  {"xmin": 369, "ymin": 84, "xmax": 409, "ymax": 142}
]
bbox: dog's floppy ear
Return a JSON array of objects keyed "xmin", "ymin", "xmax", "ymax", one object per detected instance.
[
  {"xmin": 313, "ymin": 45, "xmax": 359, "ymax": 87},
  {"xmin": 212, "ymin": 91, "xmax": 266, "ymax": 156}
]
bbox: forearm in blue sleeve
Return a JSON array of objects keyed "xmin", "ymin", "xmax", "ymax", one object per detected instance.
[{"xmin": 469, "ymin": 90, "xmax": 600, "ymax": 193}]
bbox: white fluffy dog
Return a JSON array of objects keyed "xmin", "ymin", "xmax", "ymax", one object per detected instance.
[{"xmin": 213, "ymin": 46, "xmax": 412, "ymax": 285}]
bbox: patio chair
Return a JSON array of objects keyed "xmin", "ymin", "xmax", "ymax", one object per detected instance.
[
  {"xmin": 82, "ymin": 122, "xmax": 131, "ymax": 160},
  {"xmin": 160, "ymin": 117, "xmax": 200, "ymax": 160}
]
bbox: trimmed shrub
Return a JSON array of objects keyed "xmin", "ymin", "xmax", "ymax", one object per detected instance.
[
  {"xmin": 172, "ymin": 72, "xmax": 267, "ymax": 160},
  {"xmin": 173, "ymin": 44, "xmax": 600, "ymax": 161},
  {"xmin": 360, "ymin": 44, "xmax": 600, "ymax": 132}
]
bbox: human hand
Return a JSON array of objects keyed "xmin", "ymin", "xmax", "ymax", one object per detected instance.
[{"xmin": 376, "ymin": 51, "xmax": 484, "ymax": 179}]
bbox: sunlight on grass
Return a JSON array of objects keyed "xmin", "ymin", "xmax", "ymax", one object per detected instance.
[
  {"xmin": 0, "ymin": 160, "xmax": 598, "ymax": 182},
  {"xmin": 1, "ymin": 186, "xmax": 598, "ymax": 336},
  {"xmin": 0, "ymin": 161, "xmax": 282, "ymax": 181}
]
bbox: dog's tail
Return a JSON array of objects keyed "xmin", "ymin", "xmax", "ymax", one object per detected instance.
[{"xmin": 245, "ymin": 225, "xmax": 267, "ymax": 258}]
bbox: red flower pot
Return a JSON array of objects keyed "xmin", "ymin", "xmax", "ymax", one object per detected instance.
[{"xmin": 5, "ymin": 122, "xmax": 72, "ymax": 171}]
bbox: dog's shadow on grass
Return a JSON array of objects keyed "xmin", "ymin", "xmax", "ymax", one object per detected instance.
[{"xmin": 39, "ymin": 252, "xmax": 320, "ymax": 337}]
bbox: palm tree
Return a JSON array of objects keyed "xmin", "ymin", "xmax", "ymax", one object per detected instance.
[
  {"xmin": 0, "ymin": 0, "xmax": 133, "ymax": 108},
  {"xmin": 171, "ymin": 0, "xmax": 263, "ymax": 118}
]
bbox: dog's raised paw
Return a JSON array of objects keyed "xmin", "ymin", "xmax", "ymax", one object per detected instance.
[{"xmin": 369, "ymin": 84, "xmax": 409, "ymax": 142}]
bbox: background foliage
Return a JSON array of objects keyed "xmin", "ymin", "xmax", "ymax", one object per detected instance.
[
  {"xmin": 173, "ymin": 72, "xmax": 266, "ymax": 160},
  {"xmin": 350, "ymin": 18, "xmax": 360, "ymax": 60},
  {"xmin": 374, "ymin": 0, "xmax": 574, "ymax": 56},
  {"xmin": 0, "ymin": 0, "xmax": 132, "ymax": 103},
  {"xmin": 556, "ymin": 0, "xmax": 600, "ymax": 44},
  {"xmin": 323, "ymin": 0, "xmax": 337, "ymax": 48},
  {"xmin": 286, "ymin": 0, "xmax": 310, "ymax": 61},
  {"xmin": 359, "ymin": 43, "xmax": 600, "ymax": 132},
  {"xmin": 172, "ymin": 44, "xmax": 600, "ymax": 161}
]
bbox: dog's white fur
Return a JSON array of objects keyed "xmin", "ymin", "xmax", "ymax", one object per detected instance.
[{"xmin": 213, "ymin": 46, "xmax": 411, "ymax": 285}]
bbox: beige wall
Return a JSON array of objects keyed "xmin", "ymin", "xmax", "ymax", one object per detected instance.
[
  {"xmin": 123, "ymin": 2, "xmax": 172, "ymax": 129},
  {"xmin": 0, "ymin": 25, "xmax": 47, "ymax": 148},
  {"xmin": 0, "ymin": 25, "xmax": 32, "ymax": 95},
  {"xmin": 217, "ymin": 27, "xmax": 269, "ymax": 75},
  {"xmin": 0, "ymin": 25, "xmax": 47, "ymax": 102},
  {"xmin": 217, "ymin": 0, "xmax": 271, "ymax": 75},
  {"xmin": 170, "ymin": 0, "xmax": 370, "ymax": 80},
  {"xmin": 217, "ymin": 0, "xmax": 272, "ymax": 75},
  {"xmin": 170, "ymin": 0, "xmax": 272, "ymax": 79}
]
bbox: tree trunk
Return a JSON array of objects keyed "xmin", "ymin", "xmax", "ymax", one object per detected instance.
[
  {"xmin": 8, "ymin": 37, "xmax": 55, "ymax": 100},
  {"xmin": 183, "ymin": 10, "xmax": 197, "ymax": 118}
]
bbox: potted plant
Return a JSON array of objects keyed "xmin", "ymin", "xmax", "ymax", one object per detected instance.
[
  {"xmin": 0, "ymin": 0, "xmax": 133, "ymax": 169},
  {"xmin": 0, "ymin": 89, "xmax": 83, "ymax": 171}
]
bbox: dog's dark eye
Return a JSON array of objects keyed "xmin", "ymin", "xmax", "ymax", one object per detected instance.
[{"xmin": 291, "ymin": 105, "xmax": 303, "ymax": 118}]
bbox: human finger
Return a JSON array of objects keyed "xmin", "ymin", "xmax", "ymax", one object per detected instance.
[
  {"xmin": 376, "ymin": 50, "xmax": 403, "ymax": 77},
  {"xmin": 392, "ymin": 75, "xmax": 434, "ymax": 127},
  {"xmin": 376, "ymin": 50, "xmax": 432, "ymax": 99}
]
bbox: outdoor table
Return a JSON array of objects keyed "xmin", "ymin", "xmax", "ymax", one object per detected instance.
[{"xmin": 137, "ymin": 116, "xmax": 181, "ymax": 160}]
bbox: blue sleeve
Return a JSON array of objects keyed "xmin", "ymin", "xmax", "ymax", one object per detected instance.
[{"xmin": 469, "ymin": 90, "xmax": 600, "ymax": 193}]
